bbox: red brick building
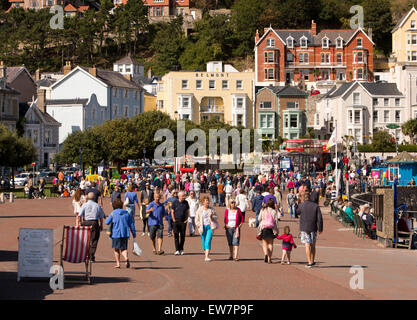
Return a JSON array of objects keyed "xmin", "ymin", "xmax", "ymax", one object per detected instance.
[
  {"xmin": 142, "ymin": 0, "xmax": 190, "ymax": 18},
  {"xmin": 254, "ymin": 21, "xmax": 375, "ymax": 88}
]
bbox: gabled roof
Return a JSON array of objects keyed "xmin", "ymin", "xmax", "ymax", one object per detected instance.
[
  {"xmin": 345, "ymin": 27, "xmax": 375, "ymax": 46},
  {"xmin": 276, "ymin": 30, "xmax": 313, "ymax": 46},
  {"xmin": 361, "ymin": 82, "xmax": 404, "ymax": 96},
  {"xmin": 386, "ymin": 151, "xmax": 417, "ymax": 163},
  {"xmin": 255, "ymin": 85, "xmax": 307, "ymax": 97},
  {"xmin": 78, "ymin": 6, "xmax": 89, "ymax": 11},
  {"xmin": 80, "ymin": 67, "xmax": 144, "ymax": 90},
  {"xmin": 314, "ymin": 30, "xmax": 355, "ymax": 45},
  {"xmin": 6, "ymin": 66, "xmax": 35, "ymax": 85},
  {"xmin": 392, "ymin": 7, "xmax": 417, "ymax": 33},
  {"xmin": 26, "ymin": 100, "xmax": 61, "ymax": 125},
  {"xmin": 64, "ymin": 4, "xmax": 77, "ymax": 11},
  {"xmin": 255, "ymin": 27, "xmax": 286, "ymax": 47},
  {"xmin": 114, "ymin": 55, "xmax": 142, "ymax": 66}
]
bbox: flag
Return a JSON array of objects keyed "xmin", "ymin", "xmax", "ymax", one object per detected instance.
[{"xmin": 326, "ymin": 128, "xmax": 337, "ymax": 151}]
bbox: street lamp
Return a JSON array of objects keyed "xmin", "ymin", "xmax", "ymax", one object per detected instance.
[
  {"xmin": 79, "ymin": 147, "xmax": 83, "ymax": 177},
  {"xmin": 143, "ymin": 148, "xmax": 146, "ymax": 164}
]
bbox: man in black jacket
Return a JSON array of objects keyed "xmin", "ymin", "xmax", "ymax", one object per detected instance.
[{"xmin": 297, "ymin": 191, "xmax": 323, "ymax": 268}]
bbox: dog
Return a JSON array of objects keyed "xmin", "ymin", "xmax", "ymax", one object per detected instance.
[{"xmin": 248, "ymin": 218, "xmax": 256, "ymax": 228}]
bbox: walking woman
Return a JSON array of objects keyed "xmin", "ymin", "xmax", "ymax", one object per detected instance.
[
  {"xmin": 257, "ymin": 198, "xmax": 280, "ymax": 264},
  {"xmin": 72, "ymin": 188, "xmax": 84, "ymax": 224},
  {"xmin": 106, "ymin": 198, "xmax": 136, "ymax": 269},
  {"xmin": 224, "ymin": 199, "xmax": 244, "ymax": 261},
  {"xmin": 195, "ymin": 196, "xmax": 218, "ymax": 262},
  {"xmin": 124, "ymin": 185, "xmax": 140, "ymax": 226}
]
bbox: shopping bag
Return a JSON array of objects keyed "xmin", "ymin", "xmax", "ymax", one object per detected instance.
[{"xmin": 133, "ymin": 240, "xmax": 142, "ymax": 256}]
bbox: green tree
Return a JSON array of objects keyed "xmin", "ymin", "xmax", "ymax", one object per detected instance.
[
  {"xmin": 363, "ymin": 0, "xmax": 393, "ymax": 55},
  {"xmin": 401, "ymin": 119, "xmax": 417, "ymax": 144},
  {"xmin": 371, "ymin": 129, "xmax": 395, "ymax": 151},
  {"xmin": 150, "ymin": 17, "xmax": 186, "ymax": 75}
]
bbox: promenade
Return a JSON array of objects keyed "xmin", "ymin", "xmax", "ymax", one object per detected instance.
[{"xmin": 0, "ymin": 193, "xmax": 416, "ymax": 300}]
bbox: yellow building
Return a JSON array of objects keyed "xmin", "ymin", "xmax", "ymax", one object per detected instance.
[
  {"xmin": 156, "ymin": 62, "xmax": 254, "ymax": 127},
  {"xmin": 144, "ymin": 92, "xmax": 157, "ymax": 112},
  {"xmin": 392, "ymin": 7, "xmax": 417, "ymax": 64}
]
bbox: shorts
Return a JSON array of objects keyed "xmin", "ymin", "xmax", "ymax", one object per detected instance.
[
  {"xmin": 300, "ymin": 231, "xmax": 317, "ymax": 244},
  {"xmin": 112, "ymin": 237, "xmax": 128, "ymax": 250},
  {"xmin": 149, "ymin": 224, "xmax": 164, "ymax": 240},
  {"xmin": 225, "ymin": 227, "xmax": 240, "ymax": 246}
]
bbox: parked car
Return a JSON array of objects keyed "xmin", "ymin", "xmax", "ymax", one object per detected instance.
[
  {"xmin": 38, "ymin": 171, "xmax": 56, "ymax": 184},
  {"xmin": 13, "ymin": 173, "xmax": 33, "ymax": 186}
]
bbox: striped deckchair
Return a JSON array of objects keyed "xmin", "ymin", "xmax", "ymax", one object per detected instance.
[{"xmin": 59, "ymin": 226, "xmax": 93, "ymax": 284}]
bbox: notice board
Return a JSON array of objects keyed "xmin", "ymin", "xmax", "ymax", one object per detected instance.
[{"xmin": 17, "ymin": 228, "xmax": 53, "ymax": 281}]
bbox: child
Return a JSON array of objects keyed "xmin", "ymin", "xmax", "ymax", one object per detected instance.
[
  {"xmin": 140, "ymin": 198, "xmax": 150, "ymax": 236},
  {"xmin": 277, "ymin": 226, "xmax": 297, "ymax": 264}
]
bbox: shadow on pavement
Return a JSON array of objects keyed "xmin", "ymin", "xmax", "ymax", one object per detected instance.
[
  {"xmin": 0, "ymin": 250, "xmax": 18, "ymax": 262},
  {"xmin": 63, "ymin": 276, "xmax": 132, "ymax": 289},
  {"xmin": 133, "ymin": 266, "xmax": 182, "ymax": 270},
  {"xmin": 314, "ymin": 265, "xmax": 368, "ymax": 269},
  {"xmin": 93, "ymin": 260, "xmax": 156, "ymax": 264},
  {"xmin": 0, "ymin": 271, "xmax": 53, "ymax": 300}
]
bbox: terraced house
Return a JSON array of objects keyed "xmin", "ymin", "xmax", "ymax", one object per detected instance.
[
  {"xmin": 255, "ymin": 21, "xmax": 375, "ymax": 89},
  {"xmin": 255, "ymin": 86, "xmax": 308, "ymax": 140}
]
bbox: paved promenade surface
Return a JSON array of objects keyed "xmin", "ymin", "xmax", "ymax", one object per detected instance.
[{"xmin": 0, "ymin": 193, "xmax": 416, "ymax": 300}]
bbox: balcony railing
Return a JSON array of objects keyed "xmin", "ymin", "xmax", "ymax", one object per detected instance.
[
  {"xmin": 286, "ymin": 62, "xmax": 346, "ymax": 68},
  {"xmin": 44, "ymin": 143, "xmax": 57, "ymax": 148},
  {"xmin": 200, "ymin": 106, "xmax": 224, "ymax": 113}
]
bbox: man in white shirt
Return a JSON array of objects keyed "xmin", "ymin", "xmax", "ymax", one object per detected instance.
[
  {"xmin": 236, "ymin": 190, "xmax": 249, "ymax": 222},
  {"xmin": 224, "ymin": 182, "xmax": 233, "ymax": 208},
  {"xmin": 186, "ymin": 191, "xmax": 199, "ymax": 236}
]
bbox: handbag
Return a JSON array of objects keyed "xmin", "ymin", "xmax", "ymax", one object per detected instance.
[{"xmin": 124, "ymin": 196, "xmax": 130, "ymax": 207}]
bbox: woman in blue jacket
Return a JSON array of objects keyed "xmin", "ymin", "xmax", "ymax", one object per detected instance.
[{"xmin": 106, "ymin": 198, "xmax": 136, "ymax": 269}]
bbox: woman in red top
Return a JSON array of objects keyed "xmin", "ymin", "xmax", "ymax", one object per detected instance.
[{"xmin": 224, "ymin": 199, "xmax": 243, "ymax": 261}]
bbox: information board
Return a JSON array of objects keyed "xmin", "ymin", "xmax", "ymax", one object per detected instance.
[
  {"xmin": 17, "ymin": 228, "xmax": 53, "ymax": 281},
  {"xmin": 280, "ymin": 157, "xmax": 291, "ymax": 170}
]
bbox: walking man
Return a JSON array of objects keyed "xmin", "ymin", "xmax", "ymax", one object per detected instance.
[
  {"xmin": 77, "ymin": 192, "xmax": 105, "ymax": 262},
  {"xmin": 171, "ymin": 191, "xmax": 189, "ymax": 255},
  {"xmin": 297, "ymin": 191, "xmax": 323, "ymax": 268},
  {"xmin": 146, "ymin": 192, "xmax": 167, "ymax": 255},
  {"xmin": 186, "ymin": 191, "xmax": 199, "ymax": 237}
]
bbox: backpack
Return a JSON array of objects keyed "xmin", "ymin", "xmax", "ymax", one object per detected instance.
[{"xmin": 263, "ymin": 209, "xmax": 275, "ymax": 229}]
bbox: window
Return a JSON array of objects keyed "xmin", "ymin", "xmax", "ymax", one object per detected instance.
[
  {"xmin": 321, "ymin": 53, "xmax": 330, "ymax": 64},
  {"xmin": 113, "ymin": 88, "xmax": 117, "ymax": 97},
  {"xmin": 287, "ymin": 101, "xmax": 299, "ymax": 109},
  {"xmin": 236, "ymin": 97, "xmax": 244, "ymax": 108},
  {"xmin": 287, "ymin": 37, "xmax": 294, "ymax": 48},
  {"xmin": 299, "ymin": 53, "xmax": 303, "ymax": 63},
  {"xmin": 236, "ymin": 80, "xmax": 243, "ymax": 89},
  {"xmin": 33, "ymin": 129, "xmax": 38, "ymax": 144},
  {"xmin": 322, "ymin": 37, "xmax": 329, "ymax": 48},
  {"xmin": 315, "ymin": 113, "xmax": 320, "ymax": 126},
  {"xmin": 45, "ymin": 130, "xmax": 51, "ymax": 143},
  {"xmin": 284, "ymin": 115, "xmax": 289, "ymax": 128},
  {"xmin": 182, "ymin": 80, "xmax": 188, "ymax": 89},
  {"xmin": 357, "ymin": 38, "xmax": 362, "ymax": 48},
  {"xmin": 384, "ymin": 110, "xmax": 389, "ymax": 122},
  {"xmin": 354, "ymin": 110, "xmax": 361, "ymax": 124},
  {"xmin": 373, "ymin": 110, "xmax": 378, "ymax": 122},
  {"xmin": 354, "ymin": 129, "xmax": 361, "ymax": 142},
  {"xmin": 260, "ymin": 101, "xmax": 272, "ymax": 109},
  {"xmin": 182, "ymin": 97, "xmax": 190, "ymax": 108},
  {"xmin": 353, "ymin": 92, "xmax": 360, "ymax": 105},
  {"xmin": 267, "ymin": 38, "xmax": 275, "ymax": 48},
  {"xmin": 196, "ymin": 80, "xmax": 202, "ymax": 89},
  {"xmin": 123, "ymin": 106, "xmax": 128, "ymax": 117},
  {"xmin": 124, "ymin": 89, "xmax": 128, "ymax": 98},
  {"xmin": 290, "ymin": 114, "xmax": 298, "ymax": 128},
  {"xmin": 237, "ymin": 114, "xmax": 243, "ymax": 126},
  {"xmin": 267, "ymin": 114, "xmax": 273, "ymax": 128},
  {"xmin": 336, "ymin": 53, "xmax": 343, "ymax": 64},
  {"xmin": 268, "ymin": 52, "xmax": 274, "ymax": 63},
  {"xmin": 222, "ymin": 80, "xmax": 228, "ymax": 89},
  {"xmin": 182, "ymin": 114, "xmax": 190, "ymax": 120},
  {"xmin": 209, "ymin": 80, "xmax": 215, "ymax": 89},
  {"xmin": 113, "ymin": 105, "xmax": 118, "ymax": 117},
  {"xmin": 260, "ymin": 114, "xmax": 266, "ymax": 128},
  {"xmin": 395, "ymin": 98, "xmax": 400, "ymax": 106},
  {"xmin": 336, "ymin": 38, "xmax": 343, "ymax": 48},
  {"xmin": 373, "ymin": 98, "xmax": 378, "ymax": 106},
  {"xmin": 348, "ymin": 110, "xmax": 353, "ymax": 123},
  {"xmin": 412, "ymin": 20, "xmax": 416, "ymax": 29},
  {"xmin": 300, "ymin": 37, "xmax": 307, "ymax": 48},
  {"xmin": 356, "ymin": 52, "xmax": 363, "ymax": 63},
  {"xmin": 300, "ymin": 70, "xmax": 309, "ymax": 81},
  {"xmin": 357, "ymin": 68, "xmax": 363, "ymax": 79},
  {"xmin": 395, "ymin": 110, "xmax": 401, "ymax": 122},
  {"xmin": 92, "ymin": 108, "xmax": 96, "ymax": 120},
  {"xmin": 413, "ymin": 35, "xmax": 417, "ymax": 45},
  {"xmin": 265, "ymin": 69, "xmax": 274, "ymax": 80},
  {"xmin": 125, "ymin": 66, "xmax": 131, "ymax": 73},
  {"xmin": 384, "ymin": 98, "xmax": 389, "ymax": 106},
  {"xmin": 304, "ymin": 53, "xmax": 309, "ymax": 64},
  {"xmin": 287, "ymin": 53, "xmax": 294, "ymax": 62}
]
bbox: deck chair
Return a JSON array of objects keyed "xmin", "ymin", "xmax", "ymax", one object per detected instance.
[
  {"xmin": 59, "ymin": 226, "xmax": 93, "ymax": 284},
  {"xmin": 396, "ymin": 230, "xmax": 413, "ymax": 249}
]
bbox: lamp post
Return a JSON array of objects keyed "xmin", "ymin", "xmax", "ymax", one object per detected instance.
[
  {"xmin": 79, "ymin": 147, "xmax": 83, "ymax": 178},
  {"xmin": 143, "ymin": 148, "xmax": 146, "ymax": 163}
]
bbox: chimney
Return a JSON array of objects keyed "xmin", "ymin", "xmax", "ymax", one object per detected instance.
[
  {"xmin": 37, "ymin": 88, "xmax": 46, "ymax": 114},
  {"xmin": 35, "ymin": 68, "xmax": 40, "ymax": 81},
  {"xmin": 88, "ymin": 65, "xmax": 97, "ymax": 77},
  {"xmin": 311, "ymin": 20, "xmax": 317, "ymax": 36},
  {"xmin": 63, "ymin": 61, "xmax": 72, "ymax": 75},
  {"xmin": 148, "ymin": 67, "xmax": 153, "ymax": 79},
  {"xmin": 368, "ymin": 28, "xmax": 372, "ymax": 41},
  {"xmin": 0, "ymin": 61, "xmax": 6, "ymax": 79},
  {"xmin": 255, "ymin": 29, "xmax": 260, "ymax": 43},
  {"xmin": 123, "ymin": 74, "xmax": 132, "ymax": 81}
]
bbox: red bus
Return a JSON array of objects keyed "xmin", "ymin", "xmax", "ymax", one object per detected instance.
[{"xmin": 283, "ymin": 139, "xmax": 330, "ymax": 153}]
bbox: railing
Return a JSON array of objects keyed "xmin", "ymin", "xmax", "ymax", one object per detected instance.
[
  {"xmin": 44, "ymin": 143, "xmax": 57, "ymax": 148},
  {"xmin": 286, "ymin": 62, "xmax": 346, "ymax": 67},
  {"xmin": 200, "ymin": 106, "xmax": 224, "ymax": 113}
]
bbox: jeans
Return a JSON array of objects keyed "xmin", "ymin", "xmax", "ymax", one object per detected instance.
[
  {"xmin": 211, "ymin": 195, "xmax": 217, "ymax": 207},
  {"xmin": 167, "ymin": 218, "xmax": 173, "ymax": 235},
  {"xmin": 200, "ymin": 225, "xmax": 213, "ymax": 250},
  {"xmin": 126, "ymin": 204, "xmax": 135, "ymax": 227},
  {"xmin": 173, "ymin": 221, "xmax": 186, "ymax": 252},
  {"xmin": 188, "ymin": 217, "xmax": 196, "ymax": 235},
  {"xmin": 290, "ymin": 204, "xmax": 296, "ymax": 218}
]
